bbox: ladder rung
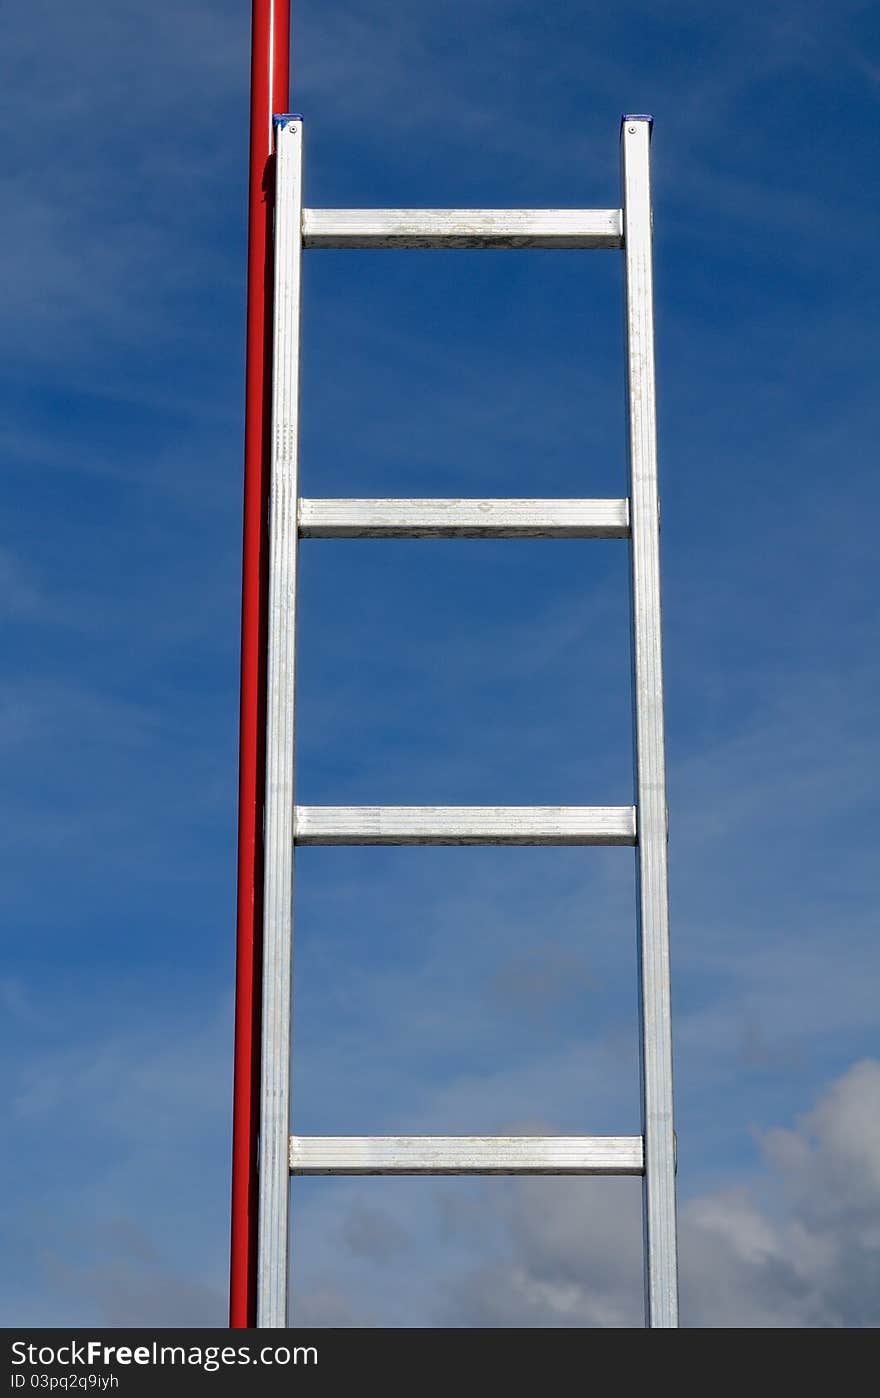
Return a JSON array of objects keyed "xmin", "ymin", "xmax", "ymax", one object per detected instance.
[
  {"xmin": 302, "ymin": 208, "xmax": 623, "ymax": 250},
  {"xmin": 294, "ymin": 806, "xmax": 637, "ymax": 846},
  {"xmin": 298, "ymin": 498, "xmax": 630, "ymax": 539},
  {"xmin": 289, "ymin": 1135, "xmax": 644, "ymax": 1175}
]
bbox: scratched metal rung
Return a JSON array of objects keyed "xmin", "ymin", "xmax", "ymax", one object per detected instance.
[
  {"xmin": 298, "ymin": 497, "xmax": 631, "ymax": 538},
  {"xmin": 301, "ymin": 207, "xmax": 623, "ymax": 249},
  {"xmin": 294, "ymin": 805, "xmax": 637, "ymax": 846},
  {"xmin": 289, "ymin": 1135, "xmax": 644, "ymax": 1176}
]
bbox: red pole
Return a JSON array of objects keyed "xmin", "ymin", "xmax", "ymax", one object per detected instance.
[{"xmin": 230, "ymin": 0, "xmax": 290, "ymax": 1329}]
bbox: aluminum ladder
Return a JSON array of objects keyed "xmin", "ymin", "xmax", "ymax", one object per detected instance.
[{"xmin": 258, "ymin": 113, "xmax": 678, "ymax": 1328}]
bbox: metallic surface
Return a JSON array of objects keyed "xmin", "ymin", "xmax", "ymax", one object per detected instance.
[
  {"xmin": 298, "ymin": 497, "xmax": 630, "ymax": 538},
  {"xmin": 290, "ymin": 1135, "xmax": 644, "ymax": 1175},
  {"xmin": 256, "ymin": 116, "xmax": 303, "ymax": 1329},
  {"xmin": 250, "ymin": 106, "xmax": 679, "ymax": 1329},
  {"xmin": 621, "ymin": 116, "xmax": 679, "ymax": 1327},
  {"xmin": 302, "ymin": 207, "xmax": 622, "ymax": 249},
  {"xmin": 231, "ymin": 0, "xmax": 290, "ymax": 1331},
  {"xmin": 294, "ymin": 805, "xmax": 637, "ymax": 846}
]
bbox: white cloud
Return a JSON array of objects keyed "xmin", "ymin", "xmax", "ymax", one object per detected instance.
[
  {"xmin": 4, "ymin": 981, "xmax": 879, "ymax": 1326},
  {"xmin": 434, "ymin": 1059, "xmax": 880, "ymax": 1326},
  {"xmin": 40, "ymin": 1219, "xmax": 224, "ymax": 1329},
  {"xmin": 0, "ymin": 976, "xmax": 232, "ymax": 1326},
  {"xmin": 3, "ymin": 0, "xmax": 878, "ymax": 1334}
]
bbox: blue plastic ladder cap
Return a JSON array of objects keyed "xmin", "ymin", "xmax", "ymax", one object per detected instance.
[
  {"xmin": 621, "ymin": 113, "xmax": 654, "ymax": 132},
  {"xmin": 273, "ymin": 112, "xmax": 305, "ymax": 125}
]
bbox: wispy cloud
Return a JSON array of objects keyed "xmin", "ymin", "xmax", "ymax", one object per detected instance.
[
  {"xmin": 0, "ymin": 976, "xmax": 231, "ymax": 1326},
  {"xmin": 3, "ymin": 0, "xmax": 878, "ymax": 1330},
  {"xmin": 290, "ymin": 1059, "xmax": 880, "ymax": 1326}
]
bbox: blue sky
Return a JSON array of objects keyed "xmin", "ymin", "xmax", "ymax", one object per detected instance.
[{"xmin": 1, "ymin": 0, "xmax": 879, "ymax": 1326}]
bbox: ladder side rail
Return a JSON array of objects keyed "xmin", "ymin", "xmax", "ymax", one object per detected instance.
[
  {"xmin": 256, "ymin": 115, "xmax": 304, "ymax": 1329},
  {"xmin": 231, "ymin": 0, "xmax": 290, "ymax": 1331},
  {"xmin": 621, "ymin": 116, "xmax": 679, "ymax": 1328}
]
